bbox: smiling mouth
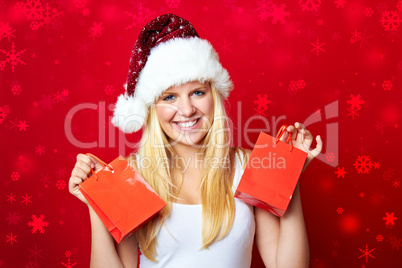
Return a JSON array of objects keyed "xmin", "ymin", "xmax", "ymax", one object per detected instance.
[{"xmin": 174, "ymin": 118, "xmax": 200, "ymax": 128}]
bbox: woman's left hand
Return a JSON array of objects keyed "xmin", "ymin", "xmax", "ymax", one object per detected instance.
[{"xmin": 279, "ymin": 122, "xmax": 323, "ymax": 172}]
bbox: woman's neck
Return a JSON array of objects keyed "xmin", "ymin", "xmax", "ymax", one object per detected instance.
[{"xmin": 170, "ymin": 143, "xmax": 205, "ymax": 172}]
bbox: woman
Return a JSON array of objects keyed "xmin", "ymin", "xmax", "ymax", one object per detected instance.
[{"xmin": 69, "ymin": 14, "xmax": 322, "ymax": 267}]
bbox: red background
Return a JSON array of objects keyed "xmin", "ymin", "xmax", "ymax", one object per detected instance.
[{"xmin": 1, "ymin": 0, "xmax": 401, "ymax": 267}]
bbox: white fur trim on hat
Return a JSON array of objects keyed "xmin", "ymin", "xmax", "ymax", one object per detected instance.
[
  {"xmin": 136, "ymin": 37, "xmax": 233, "ymax": 103},
  {"xmin": 111, "ymin": 93, "xmax": 148, "ymax": 133}
]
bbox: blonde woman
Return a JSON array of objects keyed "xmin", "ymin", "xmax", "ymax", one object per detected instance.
[{"xmin": 68, "ymin": 14, "xmax": 322, "ymax": 268}]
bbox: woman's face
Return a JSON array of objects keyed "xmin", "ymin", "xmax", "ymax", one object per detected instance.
[{"xmin": 155, "ymin": 81, "xmax": 214, "ymax": 147}]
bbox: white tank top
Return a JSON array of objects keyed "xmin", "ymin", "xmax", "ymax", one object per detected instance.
[{"xmin": 139, "ymin": 152, "xmax": 255, "ymax": 268}]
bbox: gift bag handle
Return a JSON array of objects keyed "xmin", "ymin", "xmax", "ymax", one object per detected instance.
[
  {"xmin": 275, "ymin": 124, "xmax": 297, "ymax": 152},
  {"xmin": 85, "ymin": 153, "xmax": 114, "ymax": 180}
]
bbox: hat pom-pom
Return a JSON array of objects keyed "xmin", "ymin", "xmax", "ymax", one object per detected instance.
[{"xmin": 111, "ymin": 94, "xmax": 148, "ymax": 133}]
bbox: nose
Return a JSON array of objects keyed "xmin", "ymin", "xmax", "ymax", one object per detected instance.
[{"xmin": 177, "ymin": 97, "xmax": 196, "ymax": 117}]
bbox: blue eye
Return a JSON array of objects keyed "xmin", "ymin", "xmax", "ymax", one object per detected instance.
[
  {"xmin": 163, "ymin": 95, "xmax": 175, "ymax": 101},
  {"xmin": 194, "ymin": 91, "xmax": 205, "ymax": 96}
]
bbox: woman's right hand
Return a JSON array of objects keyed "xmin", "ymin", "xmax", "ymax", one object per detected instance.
[{"xmin": 69, "ymin": 153, "xmax": 104, "ymax": 206}]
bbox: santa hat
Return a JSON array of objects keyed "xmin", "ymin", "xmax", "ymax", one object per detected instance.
[{"xmin": 111, "ymin": 13, "xmax": 234, "ymax": 133}]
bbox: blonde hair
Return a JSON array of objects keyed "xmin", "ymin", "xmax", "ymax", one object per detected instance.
[{"xmin": 127, "ymin": 83, "xmax": 248, "ymax": 261}]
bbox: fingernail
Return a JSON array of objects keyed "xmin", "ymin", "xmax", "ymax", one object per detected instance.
[{"xmin": 91, "ymin": 163, "xmax": 94, "ymax": 169}]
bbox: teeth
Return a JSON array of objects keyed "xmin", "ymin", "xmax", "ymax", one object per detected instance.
[{"xmin": 177, "ymin": 119, "xmax": 198, "ymax": 128}]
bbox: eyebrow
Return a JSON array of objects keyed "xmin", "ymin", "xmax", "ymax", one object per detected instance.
[{"xmin": 162, "ymin": 86, "xmax": 208, "ymax": 95}]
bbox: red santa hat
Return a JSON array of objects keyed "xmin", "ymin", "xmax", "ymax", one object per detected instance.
[{"xmin": 112, "ymin": 13, "xmax": 234, "ymax": 133}]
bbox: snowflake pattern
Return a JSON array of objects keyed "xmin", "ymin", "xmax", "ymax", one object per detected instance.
[
  {"xmin": 334, "ymin": 0, "xmax": 346, "ymax": 8},
  {"xmin": 27, "ymin": 214, "xmax": 49, "ymax": 233},
  {"xmin": 256, "ymin": 0, "xmax": 274, "ymax": 21},
  {"xmin": 353, "ymin": 155, "xmax": 373, "ymax": 174},
  {"xmin": 17, "ymin": 120, "xmax": 29, "ymax": 131},
  {"xmin": 15, "ymin": 0, "xmax": 63, "ymax": 30},
  {"xmin": 382, "ymin": 167, "xmax": 394, "ymax": 181},
  {"xmin": 56, "ymin": 167, "xmax": 67, "ymax": 178},
  {"xmin": 56, "ymin": 180, "xmax": 67, "ymax": 190},
  {"xmin": 105, "ymin": 85, "xmax": 115, "ymax": 95},
  {"xmin": 346, "ymin": 94, "xmax": 364, "ymax": 119},
  {"xmin": 358, "ymin": 244, "xmax": 375, "ymax": 263},
  {"xmin": 380, "ymin": 11, "xmax": 401, "ymax": 31},
  {"xmin": 310, "ymin": 38, "xmax": 326, "ymax": 56},
  {"xmin": 52, "ymin": 89, "xmax": 69, "ymax": 103},
  {"xmin": 0, "ymin": 42, "xmax": 26, "ymax": 72},
  {"xmin": 299, "ymin": 0, "xmax": 322, "ymax": 11},
  {"xmin": 125, "ymin": 2, "xmax": 155, "ymax": 30},
  {"xmin": 25, "ymin": 261, "xmax": 39, "ymax": 268},
  {"xmin": 390, "ymin": 237, "xmax": 402, "ymax": 250},
  {"xmin": 7, "ymin": 193, "xmax": 17, "ymax": 203},
  {"xmin": 10, "ymin": 171, "xmax": 20, "ymax": 181},
  {"xmin": 392, "ymin": 179, "xmax": 400, "ymax": 188},
  {"xmin": 6, "ymin": 212, "xmax": 23, "ymax": 225},
  {"xmin": 0, "ymin": 105, "xmax": 9, "ymax": 124},
  {"xmin": 364, "ymin": 7, "xmax": 373, "ymax": 17},
  {"xmin": 350, "ymin": 29, "xmax": 372, "ymax": 48},
  {"xmin": 270, "ymin": 3, "xmax": 290, "ymax": 24},
  {"xmin": 89, "ymin": 22, "xmax": 104, "ymax": 40},
  {"xmin": 35, "ymin": 144, "xmax": 45, "ymax": 155},
  {"xmin": 166, "ymin": 0, "xmax": 180, "ymax": 8},
  {"xmin": 253, "ymin": 94, "xmax": 272, "ymax": 116},
  {"xmin": 38, "ymin": 94, "xmax": 54, "ymax": 110},
  {"xmin": 77, "ymin": 40, "xmax": 92, "ymax": 56},
  {"xmin": 382, "ymin": 80, "xmax": 392, "ymax": 90},
  {"xmin": 288, "ymin": 79, "xmax": 305, "ymax": 95},
  {"xmin": 28, "ymin": 244, "xmax": 44, "ymax": 261},
  {"xmin": 256, "ymin": 1, "xmax": 290, "ymax": 24},
  {"xmin": 21, "ymin": 193, "xmax": 32, "ymax": 205},
  {"xmin": 61, "ymin": 251, "xmax": 78, "ymax": 268},
  {"xmin": 398, "ymin": 0, "xmax": 402, "ymax": 11},
  {"xmin": 6, "ymin": 232, "xmax": 18, "ymax": 245},
  {"xmin": 376, "ymin": 234, "xmax": 383, "ymax": 242},
  {"xmin": 0, "ymin": 22, "xmax": 16, "ymax": 41},
  {"xmin": 335, "ymin": 167, "xmax": 347, "ymax": 178},
  {"xmin": 383, "ymin": 212, "xmax": 397, "ymax": 228},
  {"xmin": 11, "ymin": 83, "xmax": 22, "ymax": 95},
  {"xmin": 73, "ymin": 0, "xmax": 88, "ymax": 9},
  {"xmin": 15, "ymin": 0, "xmax": 44, "ymax": 21}
]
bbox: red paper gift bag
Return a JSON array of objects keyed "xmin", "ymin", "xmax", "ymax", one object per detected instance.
[
  {"xmin": 79, "ymin": 153, "xmax": 166, "ymax": 243},
  {"xmin": 235, "ymin": 125, "xmax": 307, "ymax": 217}
]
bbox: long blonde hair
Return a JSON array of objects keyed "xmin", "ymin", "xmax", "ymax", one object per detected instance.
[{"xmin": 127, "ymin": 83, "xmax": 247, "ymax": 261}]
